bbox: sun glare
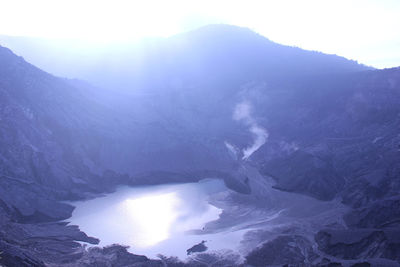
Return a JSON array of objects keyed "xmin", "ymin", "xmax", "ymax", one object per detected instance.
[
  {"xmin": 0, "ymin": 0, "xmax": 185, "ymax": 41},
  {"xmin": 0, "ymin": 0, "xmax": 399, "ymax": 67},
  {"xmin": 120, "ymin": 192, "xmax": 180, "ymax": 247}
]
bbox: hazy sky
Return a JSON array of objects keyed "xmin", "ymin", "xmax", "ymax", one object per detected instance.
[{"xmin": 0, "ymin": 0, "xmax": 399, "ymax": 68}]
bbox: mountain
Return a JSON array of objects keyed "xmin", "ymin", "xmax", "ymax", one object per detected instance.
[
  {"xmin": 0, "ymin": 25, "xmax": 399, "ymax": 266},
  {"xmin": 0, "ymin": 24, "xmax": 371, "ymax": 91}
]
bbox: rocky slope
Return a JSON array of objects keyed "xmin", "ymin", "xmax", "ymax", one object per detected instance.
[{"xmin": 0, "ymin": 25, "xmax": 400, "ymax": 266}]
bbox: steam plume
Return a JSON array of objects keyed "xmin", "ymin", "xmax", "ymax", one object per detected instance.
[
  {"xmin": 224, "ymin": 141, "xmax": 239, "ymax": 160},
  {"xmin": 233, "ymin": 101, "xmax": 268, "ymax": 160}
]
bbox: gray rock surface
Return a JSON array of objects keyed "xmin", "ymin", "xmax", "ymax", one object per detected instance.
[{"xmin": 0, "ymin": 25, "xmax": 399, "ymax": 266}]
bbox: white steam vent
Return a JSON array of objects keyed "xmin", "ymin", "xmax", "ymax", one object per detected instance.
[{"xmin": 233, "ymin": 101, "xmax": 268, "ymax": 160}]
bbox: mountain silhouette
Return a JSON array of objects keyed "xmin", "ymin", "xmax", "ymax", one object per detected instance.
[{"xmin": 0, "ymin": 25, "xmax": 399, "ymax": 266}]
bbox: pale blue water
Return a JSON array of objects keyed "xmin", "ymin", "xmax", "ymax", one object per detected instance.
[{"xmin": 68, "ymin": 179, "xmax": 244, "ymax": 259}]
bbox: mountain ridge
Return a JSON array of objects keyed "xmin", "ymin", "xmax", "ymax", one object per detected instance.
[
  {"xmin": 0, "ymin": 24, "xmax": 372, "ymax": 91},
  {"xmin": 0, "ymin": 25, "xmax": 400, "ymax": 266}
]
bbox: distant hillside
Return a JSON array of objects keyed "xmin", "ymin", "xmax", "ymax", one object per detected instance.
[
  {"xmin": 1, "ymin": 25, "xmax": 400, "ymax": 266},
  {"xmin": 0, "ymin": 24, "xmax": 371, "ymax": 91}
]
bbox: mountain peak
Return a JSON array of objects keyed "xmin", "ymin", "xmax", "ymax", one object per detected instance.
[{"xmin": 176, "ymin": 23, "xmax": 275, "ymax": 46}]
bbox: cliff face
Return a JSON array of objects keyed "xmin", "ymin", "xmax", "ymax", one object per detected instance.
[
  {"xmin": 0, "ymin": 25, "xmax": 371, "ymax": 188},
  {"xmin": 254, "ymin": 68, "xmax": 400, "ymax": 201},
  {"xmin": 0, "ymin": 25, "xmax": 399, "ymax": 266}
]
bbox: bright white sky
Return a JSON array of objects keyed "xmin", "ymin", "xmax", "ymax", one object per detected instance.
[{"xmin": 0, "ymin": 0, "xmax": 399, "ymax": 68}]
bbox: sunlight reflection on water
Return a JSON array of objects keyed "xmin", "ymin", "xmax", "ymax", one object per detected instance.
[
  {"xmin": 120, "ymin": 192, "xmax": 180, "ymax": 247},
  {"xmin": 68, "ymin": 179, "xmax": 239, "ymax": 258}
]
